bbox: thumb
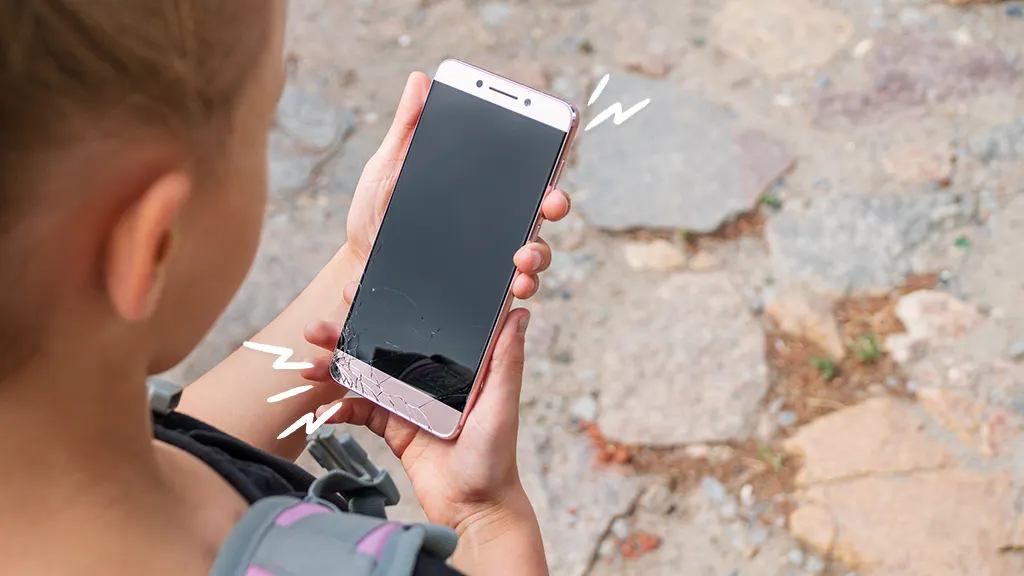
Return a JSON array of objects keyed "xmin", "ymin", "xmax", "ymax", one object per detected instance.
[
  {"xmin": 471, "ymin": 308, "xmax": 530, "ymax": 423},
  {"xmin": 375, "ymin": 71, "xmax": 430, "ymax": 161}
]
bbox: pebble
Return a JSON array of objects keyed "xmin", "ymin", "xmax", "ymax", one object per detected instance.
[
  {"xmin": 1008, "ymin": 339, "xmax": 1024, "ymax": 361},
  {"xmin": 906, "ymin": 380, "xmax": 920, "ymax": 393},
  {"xmin": 397, "ymin": 34, "xmax": 411, "ymax": 48},
  {"xmin": 701, "ymin": 476, "xmax": 728, "ymax": 502},
  {"xmin": 610, "ymin": 517, "xmax": 632, "ymax": 540},
  {"xmin": 778, "ymin": 411, "xmax": 798, "ymax": 427},
  {"xmin": 774, "ymin": 93, "xmax": 795, "ymax": 107},
  {"xmin": 898, "ymin": 8, "xmax": 929, "ymax": 26},
  {"xmin": 623, "ymin": 240, "xmax": 687, "ymax": 271},
  {"xmin": 637, "ymin": 483, "xmax": 673, "ymax": 514},
  {"xmin": 598, "ymin": 537, "xmax": 618, "ymax": 557},
  {"xmin": 570, "ymin": 395, "xmax": 599, "ymax": 422},
  {"xmin": 740, "ymin": 484, "xmax": 755, "ymax": 507},
  {"xmin": 768, "ymin": 396, "xmax": 785, "ymax": 414},
  {"xmin": 787, "ymin": 548, "xmax": 805, "ymax": 566},
  {"xmin": 720, "ymin": 500, "xmax": 739, "ymax": 519},
  {"xmin": 1007, "ymin": 5, "xmax": 1024, "ymax": 18},
  {"xmin": 952, "ymin": 27, "xmax": 973, "ymax": 46},
  {"xmin": 805, "ymin": 555, "xmax": 827, "ymax": 574},
  {"xmin": 852, "ymin": 38, "xmax": 874, "ymax": 59},
  {"xmin": 551, "ymin": 75, "xmax": 578, "ymax": 100},
  {"xmin": 479, "ymin": 2, "xmax": 513, "ymax": 27},
  {"xmin": 885, "ymin": 375, "xmax": 899, "ymax": 388}
]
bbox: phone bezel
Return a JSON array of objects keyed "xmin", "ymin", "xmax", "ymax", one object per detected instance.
[{"xmin": 330, "ymin": 59, "xmax": 579, "ymax": 440}]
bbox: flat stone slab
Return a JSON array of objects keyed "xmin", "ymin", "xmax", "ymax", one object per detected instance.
[
  {"xmin": 766, "ymin": 193, "xmax": 977, "ymax": 297},
  {"xmin": 787, "ymin": 396, "xmax": 1022, "ymax": 574},
  {"xmin": 595, "ymin": 272, "xmax": 768, "ymax": 445},
  {"xmin": 711, "ymin": 0, "xmax": 854, "ymax": 78},
  {"xmin": 269, "ymin": 81, "xmax": 358, "ymax": 195},
  {"xmin": 816, "ymin": 32, "xmax": 1017, "ymax": 128},
  {"xmin": 792, "ymin": 469, "xmax": 1021, "ymax": 575},
  {"xmin": 569, "ymin": 73, "xmax": 793, "ymax": 233},
  {"xmin": 961, "ymin": 195, "xmax": 1024, "ymax": 318},
  {"xmin": 784, "ymin": 397, "xmax": 954, "ymax": 486},
  {"xmin": 968, "ymin": 117, "xmax": 1024, "ymax": 163}
]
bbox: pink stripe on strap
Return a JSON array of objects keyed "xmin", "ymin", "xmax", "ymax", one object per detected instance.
[
  {"xmin": 245, "ymin": 566, "xmax": 277, "ymax": 576},
  {"xmin": 356, "ymin": 523, "xmax": 402, "ymax": 560},
  {"xmin": 274, "ymin": 502, "xmax": 331, "ymax": 527}
]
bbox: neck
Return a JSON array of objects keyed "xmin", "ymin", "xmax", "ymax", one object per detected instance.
[{"xmin": 0, "ymin": 336, "xmax": 167, "ymax": 546}]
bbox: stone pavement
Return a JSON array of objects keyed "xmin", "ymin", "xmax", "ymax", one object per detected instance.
[{"xmin": 165, "ymin": 0, "xmax": 1024, "ymax": 574}]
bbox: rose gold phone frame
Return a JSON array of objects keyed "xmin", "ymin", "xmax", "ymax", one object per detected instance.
[{"xmin": 330, "ymin": 59, "xmax": 579, "ymax": 440}]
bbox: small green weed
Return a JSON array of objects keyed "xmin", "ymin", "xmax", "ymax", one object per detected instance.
[
  {"xmin": 760, "ymin": 193, "xmax": 782, "ymax": 210},
  {"xmin": 757, "ymin": 444, "xmax": 784, "ymax": 473},
  {"xmin": 856, "ymin": 333, "xmax": 882, "ymax": 364},
  {"xmin": 809, "ymin": 356, "xmax": 837, "ymax": 381}
]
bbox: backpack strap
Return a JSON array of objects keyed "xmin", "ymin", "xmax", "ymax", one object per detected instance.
[{"xmin": 211, "ymin": 495, "xmax": 458, "ymax": 576}]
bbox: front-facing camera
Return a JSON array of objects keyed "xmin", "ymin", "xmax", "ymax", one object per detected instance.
[{"xmin": 476, "ymin": 80, "xmax": 483, "ymax": 88}]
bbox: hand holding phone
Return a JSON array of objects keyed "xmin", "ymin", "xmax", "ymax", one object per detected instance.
[
  {"xmin": 329, "ymin": 60, "xmax": 578, "ymax": 440},
  {"xmin": 297, "ymin": 68, "xmax": 574, "ymax": 556}
]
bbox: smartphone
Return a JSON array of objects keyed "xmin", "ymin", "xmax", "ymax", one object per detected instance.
[{"xmin": 329, "ymin": 59, "xmax": 578, "ymax": 439}]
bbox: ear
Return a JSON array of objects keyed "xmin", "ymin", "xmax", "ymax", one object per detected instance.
[{"xmin": 105, "ymin": 171, "xmax": 190, "ymax": 322}]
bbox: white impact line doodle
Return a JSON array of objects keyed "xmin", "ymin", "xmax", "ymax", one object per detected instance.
[
  {"xmin": 267, "ymin": 385, "xmax": 314, "ymax": 403},
  {"xmin": 275, "ymin": 401, "xmax": 344, "ymax": 440},
  {"xmin": 584, "ymin": 73, "xmax": 651, "ymax": 132},
  {"xmin": 245, "ymin": 342, "xmax": 330, "ymax": 438},
  {"xmin": 265, "ymin": 384, "xmax": 341, "ymax": 439},
  {"xmin": 242, "ymin": 341, "xmax": 314, "ymax": 370}
]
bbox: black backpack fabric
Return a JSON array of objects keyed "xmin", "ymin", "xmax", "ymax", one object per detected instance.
[{"xmin": 148, "ymin": 379, "xmax": 464, "ymax": 576}]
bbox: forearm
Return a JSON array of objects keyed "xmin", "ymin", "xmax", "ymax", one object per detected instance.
[
  {"xmin": 452, "ymin": 488, "xmax": 549, "ymax": 576},
  {"xmin": 177, "ymin": 244, "xmax": 363, "ymax": 460}
]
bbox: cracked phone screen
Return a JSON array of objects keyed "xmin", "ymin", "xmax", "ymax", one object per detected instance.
[{"xmin": 337, "ymin": 81, "xmax": 566, "ymax": 413}]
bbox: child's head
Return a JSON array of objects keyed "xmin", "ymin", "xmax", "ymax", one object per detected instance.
[{"xmin": 0, "ymin": 1, "xmax": 286, "ymax": 381}]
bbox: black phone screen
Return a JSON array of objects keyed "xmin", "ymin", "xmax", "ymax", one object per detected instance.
[{"xmin": 338, "ymin": 81, "xmax": 567, "ymax": 413}]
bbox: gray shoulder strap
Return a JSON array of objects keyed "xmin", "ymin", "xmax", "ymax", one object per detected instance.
[{"xmin": 211, "ymin": 496, "xmax": 457, "ymax": 576}]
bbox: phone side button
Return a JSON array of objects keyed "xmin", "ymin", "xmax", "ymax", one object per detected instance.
[
  {"xmin": 530, "ymin": 220, "xmax": 542, "ymax": 241},
  {"xmin": 551, "ymin": 159, "xmax": 566, "ymax": 187}
]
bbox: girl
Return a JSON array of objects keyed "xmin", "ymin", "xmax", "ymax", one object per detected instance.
[{"xmin": 0, "ymin": 1, "xmax": 571, "ymax": 574}]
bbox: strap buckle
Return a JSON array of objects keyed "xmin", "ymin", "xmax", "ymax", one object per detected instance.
[
  {"xmin": 306, "ymin": 426, "xmax": 400, "ymax": 517},
  {"xmin": 146, "ymin": 378, "xmax": 183, "ymax": 416}
]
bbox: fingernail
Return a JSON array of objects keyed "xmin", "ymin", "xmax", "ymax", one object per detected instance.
[
  {"xmin": 530, "ymin": 250, "xmax": 543, "ymax": 271},
  {"xmin": 518, "ymin": 312, "xmax": 531, "ymax": 337}
]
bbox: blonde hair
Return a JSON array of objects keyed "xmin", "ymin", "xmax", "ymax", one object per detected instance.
[{"xmin": 0, "ymin": 0, "xmax": 272, "ymax": 378}]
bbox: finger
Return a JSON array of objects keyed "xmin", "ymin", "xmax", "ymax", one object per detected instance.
[
  {"xmin": 343, "ymin": 281, "xmax": 358, "ymax": 305},
  {"xmin": 315, "ymin": 398, "xmax": 390, "ymax": 437},
  {"xmin": 511, "ymin": 272, "xmax": 539, "ymax": 300},
  {"xmin": 540, "ymin": 189, "xmax": 571, "ymax": 222},
  {"xmin": 468, "ymin": 308, "xmax": 530, "ymax": 429},
  {"xmin": 513, "ymin": 239, "xmax": 551, "ymax": 274},
  {"xmin": 376, "ymin": 72, "xmax": 431, "ymax": 162},
  {"xmin": 315, "ymin": 398, "xmax": 421, "ymax": 457},
  {"xmin": 304, "ymin": 320, "xmax": 343, "ymax": 351},
  {"xmin": 299, "ymin": 355, "xmax": 334, "ymax": 382}
]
